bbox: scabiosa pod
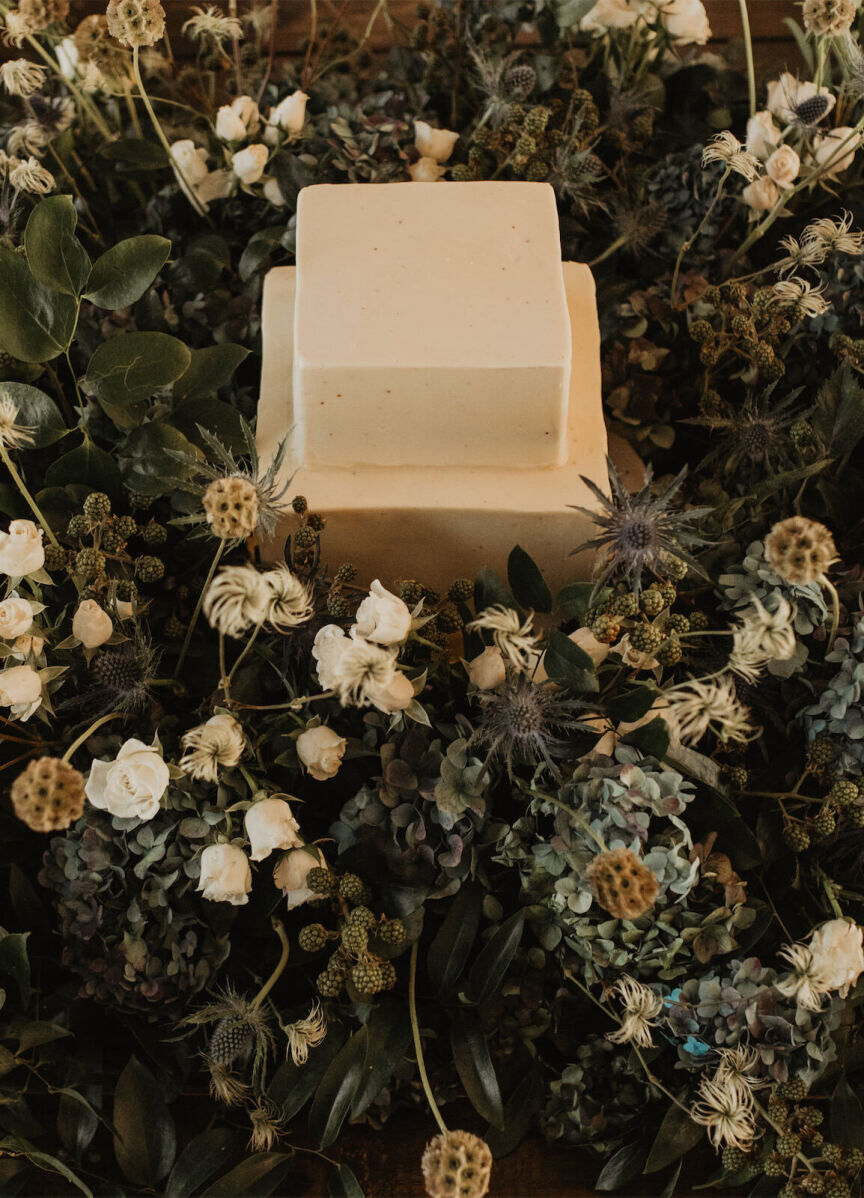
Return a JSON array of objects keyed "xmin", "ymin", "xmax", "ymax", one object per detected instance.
[
  {"xmin": 420, "ymin": 1130, "xmax": 493, "ymax": 1198},
  {"xmin": 764, "ymin": 516, "xmax": 840, "ymax": 648}
]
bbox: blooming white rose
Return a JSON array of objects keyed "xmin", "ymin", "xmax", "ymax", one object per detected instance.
[
  {"xmin": 244, "ymin": 797, "xmax": 303, "ymax": 862},
  {"xmin": 232, "ymin": 143, "xmax": 268, "ymax": 184},
  {"xmin": 413, "ymin": 120, "xmax": 459, "ymax": 163},
  {"xmin": 813, "ymin": 127, "xmax": 862, "ymax": 177},
  {"xmin": 11, "ymin": 634, "xmax": 43, "ymax": 659},
  {"xmin": 170, "ymin": 138, "xmax": 209, "ymax": 185},
  {"xmin": 262, "ymin": 176, "xmax": 285, "ymax": 206},
  {"xmin": 658, "ymin": 0, "xmax": 711, "ymax": 43},
  {"xmin": 297, "ymin": 725, "xmax": 347, "ymax": 781},
  {"xmin": 746, "ymin": 110, "xmax": 781, "ymax": 159},
  {"xmin": 371, "ymin": 669, "xmax": 414, "ymax": 714},
  {"xmin": 809, "ymin": 919, "xmax": 864, "ymax": 997},
  {"xmin": 0, "ymin": 664, "xmax": 41, "ymax": 706},
  {"xmin": 766, "ymin": 73, "xmax": 835, "ymax": 125},
  {"xmin": 580, "ymin": 0, "xmax": 647, "ymax": 33},
  {"xmin": 354, "ymin": 580, "xmax": 412, "ymax": 645},
  {"xmin": 0, "ymin": 520, "xmax": 44, "ymax": 577},
  {"xmin": 464, "ymin": 646, "xmax": 507, "ymax": 690},
  {"xmin": 0, "ymin": 596, "xmax": 33, "ymax": 640},
  {"xmin": 273, "ymin": 847, "xmax": 320, "ymax": 909},
  {"xmin": 197, "ymin": 843, "xmax": 252, "ymax": 906},
  {"xmin": 72, "ymin": 599, "xmax": 113, "ymax": 649},
  {"xmin": 408, "ymin": 157, "xmax": 446, "ymax": 182},
  {"xmin": 215, "ymin": 95, "xmax": 259, "ymax": 141},
  {"xmin": 766, "ymin": 144, "xmax": 800, "ymax": 189},
  {"xmin": 312, "ymin": 624, "xmax": 352, "ymax": 691},
  {"xmin": 742, "ymin": 176, "xmax": 780, "ymax": 212},
  {"xmin": 196, "ymin": 169, "xmax": 233, "ymax": 205},
  {"xmin": 85, "ymin": 738, "xmax": 169, "ymax": 821},
  {"xmin": 266, "ymin": 89, "xmax": 309, "ymax": 141}
]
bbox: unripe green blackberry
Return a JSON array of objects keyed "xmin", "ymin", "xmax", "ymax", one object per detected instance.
[
  {"xmin": 842, "ymin": 1148, "xmax": 864, "ymax": 1174},
  {"xmin": 655, "ymin": 635, "xmax": 681, "ymax": 667},
  {"xmin": 721, "ymin": 1145, "xmax": 748, "ymax": 1172},
  {"xmin": 764, "ymin": 1154, "xmax": 786, "ymax": 1177},
  {"xmin": 349, "ymin": 905, "xmax": 376, "ymax": 929},
  {"xmin": 810, "ymin": 1131, "xmax": 824, "ymax": 1148},
  {"xmin": 142, "ymin": 519, "xmax": 167, "ymax": 545},
  {"xmin": 847, "ymin": 804, "xmax": 864, "ymax": 826},
  {"xmin": 399, "ymin": 580, "xmax": 424, "ymax": 606},
  {"xmin": 812, "ymin": 807, "xmax": 836, "ymax": 837},
  {"xmin": 667, "ymin": 613, "xmax": 690, "ymax": 635},
  {"xmin": 799, "ymin": 1106, "xmax": 822, "ymax": 1127},
  {"xmin": 292, "ymin": 495, "xmax": 308, "ymax": 515},
  {"xmin": 824, "ymin": 1145, "xmax": 844, "ymax": 1166},
  {"xmin": 723, "ymin": 765, "xmax": 748, "ymax": 789},
  {"xmin": 689, "ymin": 610, "xmax": 709, "ymax": 631},
  {"xmin": 629, "ymin": 623, "xmax": 662, "ymax": 654},
  {"xmin": 340, "ymin": 924, "xmax": 368, "ymax": 955},
  {"xmin": 776, "ymin": 1132, "xmax": 801, "ymax": 1158},
  {"xmin": 136, "ymin": 555, "xmax": 164, "ymax": 583},
  {"xmin": 790, "ymin": 419, "xmax": 814, "ymax": 449},
  {"xmin": 699, "ymin": 344, "xmax": 720, "ymax": 367},
  {"xmin": 778, "ymin": 1185, "xmax": 799, "ymax": 1198},
  {"xmin": 830, "ymin": 779, "xmax": 858, "ymax": 807},
  {"xmin": 640, "ymin": 588, "xmax": 666, "ymax": 617},
  {"xmin": 807, "ymin": 736, "xmax": 836, "ymax": 771},
  {"xmin": 378, "ymin": 960, "xmax": 397, "ymax": 989},
  {"xmin": 307, "ymin": 512, "xmax": 325, "ymax": 532},
  {"xmin": 164, "ymin": 616, "xmax": 184, "ymax": 640},
  {"xmin": 523, "ymin": 105, "xmax": 549, "ymax": 133},
  {"xmin": 448, "ymin": 578, "xmax": 474, "ymax": 602},
  {"xmin": 116, "ymin": 579, "xmax": 138, "ymax": 601},
  {"xmin": 338, "ymin": 873, "xmax": 365, "ymax": 903},
  {"xmin": 208, "ymin": 1016, "xmax": 253, "ymax": 1066},
  {"xmin": 823, "ymin": 1177, "xmax": 850, "ymax": 1198},
  {"xmin": 351, "ymin": 960, "xmax": 383, "ymax": 995},
  {"xmin": 689, "ymin": 319, "xmax": 714, "ymax": 344},
  {"xmin": 783, "ymin": 821, "xmax": 811, "ymax": 852},
  {"xmin": 610, "ymin": 593, "xmax": 638, "ymax": 617},
  {"xmin": 421, "ymin": 586, "xmax": 440, "ymax": 604},
  {"xmin": 450, "ymin": 163, "xmax": 471, "ymax": 182},
  {"xmin": 316, "ymin": 969, "xmax": 342, "ymax": 998},
  {"xmin": 67, "ymin": 514, "xmax": 90, "ymax": 538},
  {"xmin": 803, "ymin": 1175, "xmax": 824, "ymax": 1195},
  {"xmin": 657, "ymin": 583, "xmax": 677, "ymax": 606},
  {"xmin": 75, "ymin": 547, "xmax": 105, "ymax": 578},
  {"xmin": 101, "ymin": 526, "xmax": 126, "ymax": 553},
  {"xmin": 378, "ymin": 918, "xmax": 406, "ymax": 945},
  {"xmin": 327, "ymin": 595, "xmax": 351, "ymax": 619},
  {"xmin": 294, "ymin": 525, "xmax": 316, "ymax": 549},
  {"xmin": 307, "ymin": 867, "xmax": 335, "ymax": 894},
  {"xmin": 116, "ymin": 515, "xmax": 138, "ymax": 539},
  {"xmin": 83, "ymin": 492, "xmax": 111, "ymax": 523},
  {"xmin": 334, "ymin": 562, "xmax": 356, "ymax": 584},
  {"xmin": 43, "ymin": 543, "xmax": 67, "ymax": 572},
  {"xmin": 591, "ymin": 613, "xmax": 621, "ymax": 645},
  {"xmin": 298, "ymin": 923, "xmax": 328, "ymax": 952},
  {"xmin": 437, "ymin": 602, "xmax": 463, "ymax": 632},
  {"xmin": 128, "ymin": 491, "xmax": 154, "ymax": 510},
  {"xmin": 731, "ymin": 314, "xmax": 755, "ymax": 338}
]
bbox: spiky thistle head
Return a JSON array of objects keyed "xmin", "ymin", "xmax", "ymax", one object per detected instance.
[
  {"xmin": 180, "ymin": 985, "xmax": 278, "ymax": 1102},
  {"xmin": 470, "ymin": 670, "xmax": 588, "ymax": 777},
  {"xmin": 85, "ymin": 636, "xmax": 159, "ymax": 714},
  {"xmin": 571, "ymin": 460, "xmax": 710, "ymax": 598}
]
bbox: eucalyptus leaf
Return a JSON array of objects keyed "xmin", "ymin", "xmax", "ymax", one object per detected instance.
[
  {"xmin": 173, "ymin": 344, "xmax": 250, "ymax": 402},
  {"xmin": 350, "ymin": 998, "xmax": 411, "ymax": 1118},
  {"xmin": 112, "ymin": 1055, "xmax": 176, "ymax": 1186},
  {"xmin": 85, "ymin": 332, "xmax": 191, "ymax": 407},
  {"xmin": 45, "ymin": 441, "xmax": 122, "ymax": 497},
  {"xmin": 100, "ymin": 137, "xmax": 169, "ymax": 170},
  {"xmin": 268, "ymin": 1025, "xmax": 349, "ymax": 1122},
  {"xmin": 595, "ymin": 1138, "xmax": 649, "ymax": 1191},
  {"xmin": 543, "ymin": 629, "xmax": 598, "ymax": 694},
  {"xmin": 120, "ymin": 421, "xmax": 202, "ymax": 496},
  {"xmin": 450, "ymin": 1011, "xmax": 504, "ymax": 1127},
  {"xmin": 165, "ymin": 1128, "xmax": 240, "ymax": 1198},
  {"xmin": 507, "ymin": 544, "xmax": 552, "ymax": 613},
  {"xmin": 0, "ymin": 245, "xmax": 77, "ymax": 362},
  {"xmin": 619, "ymin": 717, "xmax": 670, "ymax": 759},
  {"xmin": 606, "ymin": 686, "xmax": 658, "ymax": 724},
  {"xmin": 24, "ymin": 197, "xmax": 90, "ymax": 297},
  {"xmin": 643, "ymin": 1102, "xmax": 703, "ymax": 1173},
  {"xmin": 830, "ymin": 1073, "xmax": 864, "ymax": 1148},
  {"xmin": 328, "ymin": 1164, "xmax": 365, "ymax": 1198},
  {"xmin": 200, "ymin": 1153, "xmax": 291, "ymax": 1198},
  {"xmin": 85, "ymin": 236, "xmax": 171, "ymax": 310}
]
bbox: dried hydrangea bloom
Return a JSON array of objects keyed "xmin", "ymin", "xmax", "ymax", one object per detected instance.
[
  {"xmin": 202, "ymin": 476, "xmax": 260, "ymax": 540},
  {"xmin": 421, "ymin": 1130, "xmax": 492, "ymax": 1198},
  {"xmin": 106, "ymin": 0, "xmax": 165, "ymax": 48},
  {"xmin": 802, "ymin": 0, "xmax": 857, "ymax": 36},
  {"xmin": 584, "ymin": 847, "xmax": 660, "ymax": 920},
  {"xmin": 764, "ymin": 516, "xmax": 837, "ymax": 584},
  {"xmin": 12, "ymin": 757, "xmax": 85, "ymax": 832}
]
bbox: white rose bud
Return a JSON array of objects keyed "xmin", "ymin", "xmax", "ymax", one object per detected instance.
[
  {"xmin": 766, "ymin": 144, "xmax": 800, "ymax": 189},
  {"xmin": 196, "ymin": 169, "xmax": 233, "ymax": 205},
  {"xmin": 413, "ymin": 120, "xmax": 459, "ymax": 163},
  {"xmin": 742, "ymin": 176, "xmax": 780, "ymax": 212},
  {"xmin": 56, "ymin": 37, "xmax": 79, "ymax": 80},
  {"xmin": 244, "ymin": 797, "xmax": 303, "ymax": 862},
  {"xmin": 12, "ymin": 634, "xmax": 44, "ymax": 659},
  {"xmin": 408, "ymin": 157, "xmax": 446, "ymax": 182},
  {"xmin": 85, "ymin": 738, "xmax": 169, "ymax": 821},
  {"xmin": 266, "ymin": 90, "xmax": 309, "ymax": 144},
  {"xmin": 0, "ymin": 664, "xmax": 41, "ymax": 706},
  {"xmin": 72, "ymin": 599, "xmax": 113, "ymax": 649},
  {"xmin": 0, "ymin": 520, "xmax": 45, "ymax": 577},
  {"xmin": 746, "ymin": 110, "xmax": 781, "ymax": 159},
  {"xmin": 297, "ymin": 725, "xmax": 347, "ymax": 781},
  {"xmin": 465, "ymin": 646, "xmax": 507, "ymax": 690},
  {"xmin": 262, "ymin": 176, "xmax": 285, "ymax": 206},
  {"xmin": 216, "ymin": 95, "xmax": 259, "ymax": 141},
  {"xmin": 273, "ymin": 846, "xmax": 321, "ymax": 909},
  {"xmin": 659, "ymin": 0, "xmax": 711, "ymax": 43},
  {"xmin": 813, "ymin": 127, "xmax": 862, "ymax": 178},
  {"xmin": 170, "ymin": 139, "xmax": 209, "ymax": 185},
  {"xmin": 809, "ymin": 919, "xmax": 864, "ymax": 996},
  {"xmin": 197, "ymin": 843, "xmax": 252, "ymax": 906},
  {"xmin": 0, "ymin": 596, "xmax": 33, "ymax": 640},
  {"xmin": 232, "ymin": 143, "xmax": 268, "ymax": 184},
  {"xmin": 581, "ymin": 0, "xmax": 647, "ymax": 33},
  {"xmin": 312, "ymin": 624, "xmax": 350, "ymax": 690},
  {"xmin": 370, "ymin": 669, "xmax": 414, "ymax": 713},
  {"xmin": 354, "ymin": 579, "xmax": 412, "ymax": 645}
]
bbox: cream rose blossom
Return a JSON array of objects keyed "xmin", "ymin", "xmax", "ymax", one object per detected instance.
[
  {"xmin": 197, "ymin": 843, "xmax": 252, "ymax": 905},
  {"xmin": 170, "ymin": 139, "xmax": 209, "ymax": 185},
  {"xmin": 85, "ymin": 739, "xmax": 169, "ymax": 821},
  {"xmin": 742, "ymin": 177, "xmax": 780, "ymax": 212},
  {"xmin": 659, "ymin": 0, "xmax": 711, "ymax": 43},
  {"xmin": 215, "ymin": 95, "xmax": 259, "ymax": 141},
  {"xmin": 813, "ymin": 127, "xmax": 862, "ymax": 177},
  {"xmin": 413, "ymin": 120, "xmax": 459, "ymax": 163},
  {"xmin": 266, "ymin": 90, "xmax": 309, "ymax": 141},
  {"xmin": 464, "ymin": 646, "xmax": 507, "ymax": 690},
  {"xmin": 0, "ymin": 664, "xmax": 41, "ymax": 707},
  {"xmin": 580, "ymin": 0, "xmax": 647, "ymax": 33},
  {"xmin": 354, "ymin": 580, "xmax": 412, "ymax": 645},
  {"xmin": 0, "ymin": 520, "xmax": 44, "ymax": 577},
  {"xmin": 296, "ymin": 725, "xmax": 347, "ymax": 781},
  {"xmin": 745, "ymin": 110, "xmax": 781, "ymax": 159},
  {"xmin": 0, "ymin": 596, "xmax": 33, "ymax": 640},
  {"xmin": 244, "ymin": 797, "xmax": 303, "ymax": 861},
  {"xmin": 72, "ymin": 599, "xmax": 113, "ymax": 649},
  {"xmin": 809, "ymin": 919, "xmax": 864, "ymax": 996},
  {"xmin": 273, "ymin": 847, "xmax": 320, "ymax": 909},
  {"xmin": 232, "ymin": 144, "xmax": 268, "ymax": 184},
  {"xmin": 408, "ymin": 157, "xmax": 446, "ymax": 182},
  {"xmin": 766, "ymin": 145, "xmax": 800, "ymax": 189}
]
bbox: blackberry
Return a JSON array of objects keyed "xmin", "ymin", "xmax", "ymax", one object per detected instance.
[
  {"xmin": 298, "ymin": 923, "xmax": 328, "ymax": 952},
  {"xmin": 591, "ymin": 613, "xmax": 620, "ymax": 644},
  {"xmin": 689, "ymin": 319, "xmax": 714, "ymax": 344},
  {"xmin": 327, "ymin": 595, "xmax": 351, "ymax": 619},
  {"xmin": 348, "ymin": 906, "xmax": 376, "ymax": 929},
  {"xmin": 378, "ymin": 960, "xmax": 397, "ymax": 989},
  {"xmin": 164, "ymin": 616, "xmax": 184, "ymax": 640},
  {"xmin": 377, "ymin": 918, "xmax": 406, "ymax": 946},
  {"xmin": 307, "ymin": 867, "xmax": 335, "ymax": 894},
  {"xmin": 661, "ymin": 555, "xmax": 688, "ymax": 582},
  {"xmin": 655, "ymin": 635, "xmax": 682, "ymax": 667},
  {"xmin": 399, "ymin": 581, "xmax": 424, "ymax": 606},
  {"xmin": 799, "ymin": 1107, "xmax": 822, "ymax": 1128},
  {"xmin": 100, "ymin": 526, "xmax": 126, "ymax": 553},
  {"xmin": 136, "ymin": 555, "xmax": 164, "ymax": 582},
  {"xmin": 43, "ymin": 543, "xmax": 68, "ymax": 572},
  {"xmin": 824, "ymin": 1145, "xmax": 844, "ymax": 1166},
  {"xmin": 842, "ymin": 1148, "xmax": 864, "ymax": 1174},
  {"xmin": 657, "ymin": 583, "xmax": 677, "ymax": 606},
  {"xmin": 610, "ymin": 593, "xmax": 638, "ymax": 617},
  {"xmin": 689, "ymin": 610, "xmax": 709, "ymax": 631},
  {"xmin": 723, "ymin": 765, "xmax": 748, "ymax": 789},
  {"xmin": 292, "ymin": 495, "xmax": 308, "ymax": 514},
  {"xmin": 437, "ymin": 602, "xmax": 463, "ymax": 632},
  {"xmin": 666, "ymin": 613, "xmax": 690, "ymax": 635},
  {"xmin": 142, "ymin": 520, "xmax": 167, "ymax": 545},
  {"xmin": 506, "ymin": 64, "xmax": 536, "ymax": 99},
  {"xmin": 116, "ymin": 515, "xmax": 138, "ymax": 539},
  {"xmin": 421, "ymin": 586, "xmax": 440, "ymax": 604},
  {"xmin": 128, "ymin": 491, "xmax": 153, "ymax": 510},
  {"xmin": 830, "ymin": 779, "xmax": 858, "ymax": 807},
  {"xmin": 67, "ymin": 514, "xmax": 90, "ymax": 538},
  {"xmin": 209, "ymin": 1016, "xmax": 253, "ymax": 1066},
  {"xmin": 116, "ymin": 579, "xmax": 138, "ymax": 602},
  {"xmin": 776, "ymin": 1077, "xmax": 807, "ymax": 1101},
  {"xmin": 83, "ymin": 492, "xmax": 111, "ymax": 522},
  {"xmin": 338, "ymin": 873, "xmax": 365, "ymax": 903},
  {"xmin": 807, "ymin": 736, "xmax": 836, "ymax": 771},
  {"xmin": 328, "ymin": 952, "xmax": 351, "ymax": 980},
  {"xmin": 803, "ymin": 1176, "xmax": 824, "ymax": 1195},
  {"xmin": 721, "ymin": 1145, "xmax": 748, "ymax": 1172},
  {"xmin": 847, "ymin": 804, "xmax": 864, "ymax": 827},
  {"xmin": 316, "ymin": 969, "xmax": 342, "ymax": 998},
  {"xmin": 448, "ymin": 578, "xmax": 474, "ymax": 602},
  {"xmin": 75, "ymin": 547, "xmax": 105, "ymax": 578},
  {"xmin": 778, "ymin": 1186, "xmax": 799, "ymax": 1198},
  {"xmin": 783, "ymin": 822, "xmax": 811, "ymax": 852},
  {"xmin": 640, "ymin": 588, "xmax": 666, "ymax": 617},
  {"xmin": 776, "ymin": 1133, "xmax": 802, "ymax": 1158},
  {"xmin": 629, "ymin": 623, "xmax": 662, "ymax": 654},
  {"xmin": 764, "ymin": 1154, "xmax": 786, "ymax": 1178},
  {"xmin": 351, "ymin": 961, "xmax": 383, "ymax": 995},
  {"xmin": 822, "ymin": 1177, "xmax": 850, "ymax": 1198},
  {"xmin": 812, "ymin": 807, "xmax": 836, "ymax": 837},
  {"xmin": 340, "ymin": 924, "xmax": 368, "ymax": 955},
  {"xmin": 334, "ymin": 562, "xmax": 356, "ymax": 584},
  {"xmin": 294, "ymin": 525, "xmax": 316, "ymax": 550},
  {"xmin": 450, "ymin": 163, "xmax": 471, "ymax": 182},
  {"xmin": 790, "ymin": 419, "xmax": 815, "ymax": 449}
]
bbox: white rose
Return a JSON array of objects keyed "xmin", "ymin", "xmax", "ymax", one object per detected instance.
[
  {"xmin": 354, "ymin": 579, "xmax": 412, "ymax": 645},
  {"xmin": 464, "ymin": 646, "xmax": 507, "ymax": 690},
  {"xmin": 0, "ymin": 664, "xmax": 41, "ymax": 706},
  {"xmin": 85, "ymin": 738, "xmax": 169, "ymax": 821},
  {"xmin": 766, "ymin": 144, "xmax": 800, "ymax": 189},
  {"xmin": 408, "ymin": 157, "xmax": 446, "ymax": 182},
  {"xmin": 810, "ymin": 919, "xmax": 864, "ymax": 996},
  {"xmin": 370, "ymin": 670, "xmax": 414, "ymax": 713},
  {"xmin": 0, "ymin": 596, "xmax": 33, "ymax": 640},
  {"xmin": 72, "ymin": 599, "xmax": 113, "ymax": 649},
  {"xmin": 0, "ymin": 520, "xmax": 44, "ymax": 577},
  {"xmin": 11, "ymin": 634, "xmax": 43, "ymax": 659},
  {"xmin": 742, "ymin": 176, "xmax": 780, "ymax": 212},
  {"xmin": 746, "ymin": 110, "xmax": 781, "ymax": 159},
  {"xmin": 196, "ymin": 169, "xmax": 233, "ymax": 205},
  {"xmin": 197, "ymin": 843, "xmax": 252, "ymax": 906},
  {"xmin": 262, "ymin": 176, "xmax": 285, "ymax": 206},
  {"xmin": 312, "ymin": 624, "xmax": 352, "ymax": 690},
  {"xmin": 581, "ymin": 0, "xmax": 647, "ymax": 32},
  {"xmin": 244, "ymin": 797, "xmax": 303, "ymax": 862},
  {"xmin": 274, "ymin": 847, "xmax": 321, "ymax": 909},
  {"xmin": 413, "ymin": 120, "xmax": 459, "ymax": 163},
  {"xmin": 232, "ymin": 143, "xmax": 268, "ymax": 184},
  {"xmin": 215, "ymin": 95, "xmax": 259, "ymax": 141},
  {"xmin": 267, "ymin": 90, "xmax": 309, "ymax": 141},
  {"xmin": 297, "ymin": 725, "xmax": 347, "ymax": 781},
  {"xmin": 658, "ymin": 0, "xmax": 711, "ymax": 43},
  {"xmin": 170, "ymin": 139, "xmax": 209, "ymax": 185},
  {"xmin": 766, "ymin": 73, "xmax": 835, "ymax": 126},
  {"xmin": 813, "ymin": 127, "xmax": 862, "ymax": 177}
]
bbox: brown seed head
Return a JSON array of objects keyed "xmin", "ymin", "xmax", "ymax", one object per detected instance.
[
  {"xmin": 584, "ymin": 847, "xmax": 660, "ymax": 920},
  {"xmin": 202, "ymin": 477, "xmax": 259, "ymax": 541},
  {"xmin": 11, "ymin": 756, "xmax": 85, "ymax": 832},
  {"xmin": 802, "ymin": 0, "xmax": 857, "ymax": 35},
  {"xmin": 764, "ymin": 516, "xmax": 837, "ymax": 584},
  {"xmin": 421, "ymin": 1130, "xmax": 493, "ymax": 1198},
  {"xmin": 19, "ymin": 0, "xmax": 70, "ymax": 30},
  {"xmin": 106, "ymin": 0, "xmax": 165, "ymax": 48}
]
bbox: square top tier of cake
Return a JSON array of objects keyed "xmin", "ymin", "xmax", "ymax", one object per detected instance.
[{"xmin": 293, "ymin": 181, "xmax": 573, "ymax": 471}]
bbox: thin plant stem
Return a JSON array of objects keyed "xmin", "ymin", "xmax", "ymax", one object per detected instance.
[
  {"xmin": 409, "ymin": 941, "xmax": 448, "ymax": 1137},
  {"xmin": 61, "ymin": 712, "xmax": 125, "ymax": 763},
  {"xmin": 0, "ymin": 444, "xmax": 61, "ymax": 548},
  {"xmin": 250, "ymin": 918, "xmax": 290, "ymax": 1010},
  {"xmin": 173, "ymin": 540, "xmax": 226, "ymax": 679},
  {"xmin": 671, "ymin": 168, "xmax": 731, "ymax": 305},
  {"xmin": 531, "ymin": 789, "xmax": 609, "ymax": 852},
  {"xmin": 23, "ymin": 33, "xmax": 114, "ymax": 141},
  {"xmin": 821, "ymin": 574, "xmax": 840, "ymax": 652},
  {"xmin": 226, "ymin": 622, "xmax": 263, "ymax": 686},
  {"xmin": 257, "ymin": 0, "xmax": 281, "ymax": 105},
  {"xmin": 737, "ymin": 0, "xmax": 756, "ymax": 118},
  {"xmin": 232, "ymin": 690, "xmax": 337, "ymax": 712}
]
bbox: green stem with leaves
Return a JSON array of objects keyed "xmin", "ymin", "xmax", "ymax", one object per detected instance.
[{"xmin": 0, "ymin": 444, "xmax": 61, "ymax": 548}]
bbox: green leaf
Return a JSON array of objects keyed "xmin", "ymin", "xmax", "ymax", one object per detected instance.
[
  {"xmin": 173, "ymin": 344, "xmax": 250, "ymax": 402},
  {"xmin": 0, "ymin": 1138, "xmax": 92, "ymax": 1198},
  {"xmin": 328, "ymin": 1164, "xmax": 365, "ymax": 1198},
  {"xmin": 45, "ymin": 441, "xmax": 122, "ymax": 497},
  {"xmin": 350, "ymin": 998, "xmax": 412, "ymax": 1118},
  {"xmin": 1, "ymin": 384, "xmax": 66, "ymax": 448},
  {"xmin": 507, "ymin": 545, "xmax": 552, "ymax": 614},
  {"xmin": 268, "ymin": 1026, "xmax": 349, "ymax": 1123},
  {"xmin": 619, "ymin": 717, "xmax": 670, "ymax": 759},
  {"xmin": 484, "ymin": 1064, "xmax": 544, "ymax": 1158},
  {"xmin": 112, "ymin": 1055, "xmax": 176, "ymax": 1186},
  {"xmin": 473, "ymin": 567, "xmax": 513, "ymax": 611},
  {"xmin": 450, "ymin": 1011, "xmax": 504, "ymax": 1127},
  {"xmin": 427, "ymin": 882, "xmax": 483, "ymax": 996},
  {"xmin": 643, "ymin": 1103, "xmax": 703, "ymax": 1174},
  {"xmin": 84, "ymin": 236, "xmax": 171, "ymax": 310},
  {"xmin": 85, "ymin": 332, "xmax": 191, "ymax": 407},
  {"xmin": 606, "ymin": 686, "xmax": 657, "ymax": 724},
  {"xmin": 658, "ymin": 1160, "xmax": 683, "ymax": 1198},
  {"xmin": 0, "ymin": 244, "xmax": 77, "ymax": 362},
  {"xmin": 24, "ymin": 197, "xmax": 90, "ymax": 297},
  {"xmin": 556, "ymin": 581, "xmax": 601, "ymax": 621},
  {"xmin": 201, "ymin": 1153, "xmax": 291, "ymax": 1198},
  {"xmin": 543, "ymin": 629, "xmax": 598, "ymax": 694},
  {"xmin": 17, "ymin": 1021, "xmax": 70, "ymax": 1052},
  {"xmin": 0, "ymin": 932, "xmax": 30, "ymax": 1005},
  {"xmin": 467, "ymin": 911, "xmax": 524, "ymax": 1006},
  {"xmin": 120, "ymin": 421, "xmax": 202, "ymax": 496},
  {"xmin": 166, "ymin": 1128, "xmax": 240, "ymax": 1198},
  {"xmin": 308, "ymin": 1028, "xmax": 368, "ymax": 1148},
  {"xmin": 830, "ymin": 1074, "xmax": 864, "ymax": 1148},
  {"xmin": 595, "ymin": 1139, "xmax": 649, "ymax": 1191},
  {"xmin": 100, "ymin": 137, "xmax": 169, "ymax": 170},
  {"xmin": 173, "ymin": 397, "xmax": 245, "ymax": 453}
]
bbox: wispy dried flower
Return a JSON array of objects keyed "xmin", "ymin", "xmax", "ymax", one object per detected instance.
[
  {"xmin": 775, "ymin": 942, "xmax": 831, "ymax": 1011},
  {"xmin": 203, "ymin": 564, "xmax": 271, "ymax": 638},
  {"xmin": 262, "ymin": 565, "xmax": 314, "ymax": 632},
  {"xmin": 606, "ymin": 976, "xmax": 664, "ymax": 1047},
  {"xmin": 180, "ymin": 713, "xmax": 245, "ymax": 782},
  {"xmin": 0, "ymin": 58, "xmax": 47, "ymax": 96},
  {"xmin": 805, "ymin": 212, "xmax": 864, "ymax": 256},
  {"xmin": 0, "ymin": 395, "xmax": 35, "ymax": 450},
  {"xmin": 466, "ymin": 606, "xmax": 539, "ymax": 672},
  {"xmin": 9, "ymin": 155, "xmax": 54, "ymax": 193},
  {"xmin": 284, "ymin": 1001, "xmax": 327, "ymax": 1065},
  {"xmin": 247, "ymin": 1100, "xmax": 284, "ymax": 1151},
  {"xmin": 666, "ymin": 675, "xmax": 754, "ymax": 744},
  {"xmin": 776, "ymin": 232, "xmax": 827, "ymax": 275},
  {"xmin": 701, "ymin": 131, "xmax": 761, "ymax": 181},
  {"xmin": 691, "ymin": 1070, "xmax": 756, "ymax": 1151},
  {"xmin": 182, "ymin": 5, "xmax": 243, "ymax": 50},
  {"xmin": 771, "ymin": 277, "xmax": 830, "ymax": 319}
]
